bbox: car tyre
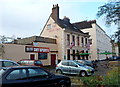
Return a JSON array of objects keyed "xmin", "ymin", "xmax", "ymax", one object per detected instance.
[
  {"xmin": 56, "ymin": 69, "xmax": 62, "ymax": 75},
  {"xmin": 80, "ymin": 71, "xmax": 87, "ymax": 77}
]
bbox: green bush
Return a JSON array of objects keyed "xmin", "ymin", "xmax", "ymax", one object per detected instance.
[{"xmin": 81, "ymin": 67, "xmax": 120, "ymax": 87}]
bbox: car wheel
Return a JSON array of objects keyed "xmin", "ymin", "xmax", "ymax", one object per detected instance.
[
  {"xmin": 56, "ymin": 70, "xmax": 62, "ymax": 74},
  {"xmin": 80, "ymin": 71, "xmax": 87, "ymax": 77}
]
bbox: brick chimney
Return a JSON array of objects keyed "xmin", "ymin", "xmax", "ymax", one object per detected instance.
[{"xmin": 51, "ymin": 4, "xmax": 59, "ymax": 22}]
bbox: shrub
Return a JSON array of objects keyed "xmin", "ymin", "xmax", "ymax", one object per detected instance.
[{"xmin": 81, "ymin": 67, "xmax": 119, "ymax": 87}]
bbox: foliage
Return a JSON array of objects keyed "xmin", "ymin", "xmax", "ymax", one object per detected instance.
[
  {"xmin": 0, "ymin": 35, "xmax": 15, "ymax": 43},
  {"xmin": 81, "ymin": 67, "xmax": 119, "ymax": 87},
  {"xmin": 97, "ymin": 0, "xmax": 120, "ymax": 25}
]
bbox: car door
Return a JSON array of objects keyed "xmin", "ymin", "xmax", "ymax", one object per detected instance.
[
  {"xmin": 2, "ymin": 68, "xmax": 29, "ymax": 87},
  {"xmin": 68, "ymin": 61, "xmax": 79, "ymax": 75},
  {"xmin": 61, "ymin": 61, "xmax": 70, "ymax": 74},
  {"xmin": 27, "ymin": 68, "xmax": 54, "ymax": 87}
]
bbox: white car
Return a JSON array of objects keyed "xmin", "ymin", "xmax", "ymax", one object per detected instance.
[
  {"xmin": 56, "ymin": 60, "xmax": 94, "ymax": 77},
  {"xmin": 0, "ymin": 59, "xmax": 19, "ymax": 70}
]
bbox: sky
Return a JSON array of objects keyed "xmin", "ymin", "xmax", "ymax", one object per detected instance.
[{"xmin": 0, "ymin": 0, "xmax": 118, "ymax": 39}]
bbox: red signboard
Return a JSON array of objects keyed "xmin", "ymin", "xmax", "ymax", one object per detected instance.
[{"xmin": 25, "ymin": 46, "xmax": 50, "ymax": 53}]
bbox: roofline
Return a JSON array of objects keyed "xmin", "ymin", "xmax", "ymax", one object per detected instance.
[{"xmin": 40, "ymin": 14, "xmax": 52, "ymax": 36}]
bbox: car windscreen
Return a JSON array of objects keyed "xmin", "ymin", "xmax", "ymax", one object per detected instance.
[{"xmin": 74, "ymin": 61, "xmax": 85, "ymax": 66}]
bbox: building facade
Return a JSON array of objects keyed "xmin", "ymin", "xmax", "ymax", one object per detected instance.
[
  {"xmin": 1, "ymin": 36, "xmax": 58, "ymax": 66},
  {"xmin": 74, "ymin": 20, "xmax": 112, "ymax": 60},
  {"xmin": 40, "ymin": 4, "xmax": 91, "ymax": 61}
]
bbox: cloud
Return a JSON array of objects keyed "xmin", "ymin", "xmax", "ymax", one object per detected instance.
[{"xmin": 0, "ymin": 0, "xmax": 116, "ymax": 38}]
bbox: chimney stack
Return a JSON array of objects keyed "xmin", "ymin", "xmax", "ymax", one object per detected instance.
[{"xmin": 51, "ymin": 4, "xmax": 59, "ymax": 22}]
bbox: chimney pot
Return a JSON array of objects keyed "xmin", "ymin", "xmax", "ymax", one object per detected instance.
[{"xmin": 51, "ymin": 4, "xmax": 59, "ymax": 22}]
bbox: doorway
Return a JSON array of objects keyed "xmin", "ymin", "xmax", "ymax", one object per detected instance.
[
  {"xmin": 30, "ymin": 54, "xmax": 35, "ymax": 60},
  {"xmin": 51, "ymin": 54, "xmax": 56, "ymax": 66}
]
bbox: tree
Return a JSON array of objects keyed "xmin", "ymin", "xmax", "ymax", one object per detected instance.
[
  {"xmin": 97, "ymin": 0, "xmax": 120, "ymax": 56},
  {"xmin": 97, "ymin": 0, "xmax": 120, "ymax": 25},
  {"xmin": 0, "ymin": 35, "xmax": 15, "ymax": 43}
]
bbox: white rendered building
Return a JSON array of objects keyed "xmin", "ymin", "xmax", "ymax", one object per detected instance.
[{"xmin": 73, "ymin": 20, "xmax": 112, "ymax": 60}]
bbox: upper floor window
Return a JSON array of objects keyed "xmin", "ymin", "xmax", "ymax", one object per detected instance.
[
  {"xmin": 47, "ymin": 24, "xmax": 52, "ymax": 29},
  {"xmin": 81, "ymin": 37, "xmax": 84, "ymax": 47},
  {"xmin": 85, "ymin": 38, "xmax": 88, "ymax": 44},
  {"xmin": 72, "ymin": 35, "xmax": 75, "ymax": 45},
  {"xmin": 67, "ymin": 34, "xmax": 70, "ymax": 46},
  {"xmin": 77, "ymin": 36, "xmax": 79, "ymax": 46}
]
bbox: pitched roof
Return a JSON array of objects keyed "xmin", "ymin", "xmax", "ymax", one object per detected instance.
[
  {"xmin": 73, "ymin": 20, "xmax": 96, "ymax": 29},
  {"xmin": 51, "ymin": 15, "xmax": 88, "ymax": 35}
]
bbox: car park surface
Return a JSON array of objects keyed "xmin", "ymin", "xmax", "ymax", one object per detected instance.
[
  {"xmin": 56, "ymin": 60, "xmax": 94, "ymax": 77},
  {"xmin": 0, "ymin": 66, "xmax": 71, "ymax": 87}
]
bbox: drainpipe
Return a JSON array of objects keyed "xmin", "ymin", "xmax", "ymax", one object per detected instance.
[{"xmin": 62, "ymin": 28, "xmax": 65, "ymax": 60}]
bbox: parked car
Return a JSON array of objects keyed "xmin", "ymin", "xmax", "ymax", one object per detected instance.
[
  {"xmin": 56, "ymin": 60, "xmax": 95, "ymax": 77},
  {"xmin": 109, "ymin": 56, "xmax": 120, "ymax": 61},
  {"xmin": 75, "ymin": 60, "xmax": 97, "ymax": 68},
  {"xmin": 0, "ymin": 66, "xmax": 71, "ymax": 87},
  {"xmin": 17, "ymin": 59, "xmax": 43, "ymax": 67},
  {"xmin": 0, "ymin": 59, "xmax": 19, "ymax": 70},
  {"xmin": 116, "ymin": 56, "xmax": 120, "ymax": 61}
]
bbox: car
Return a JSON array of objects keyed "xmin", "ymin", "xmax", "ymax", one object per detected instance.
[
  {"xmin": 0, "ymin": 66, "xmax": 71, "ymax": 87},
  {"xmin": 17, "ymin": 59, "xmax": 43, "ymax": 67},
  {"xmin": 0, "ymin": 59, "xmax": 19, "ymax": 70},
  {"xmin": 56, "ymin": 60, "xmax": 94, "ymax": 77},
  {"xmin": 109, "ymin": 56, "xmax": 120, "ymax": 61},
  {"xmin": 75, "ymin": 60, "xmax": 97, "ymax": 68}
]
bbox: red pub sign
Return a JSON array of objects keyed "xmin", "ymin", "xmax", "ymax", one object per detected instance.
[{"xmin": 25, "ymin": 46, "xmax": 50, "ymax": 53}]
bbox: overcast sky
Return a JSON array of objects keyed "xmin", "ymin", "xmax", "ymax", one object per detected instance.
[{"xmin": 0, "ymin": 0, "xmax": 118, "ymax": 39}]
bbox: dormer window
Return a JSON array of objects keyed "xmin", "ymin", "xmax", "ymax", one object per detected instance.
[{"xmin": 47, "ymin": 24, "xmax": 52, "ymax": 29}]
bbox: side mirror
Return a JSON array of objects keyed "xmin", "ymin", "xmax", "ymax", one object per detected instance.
[{"xmin": 75, "ymin": 65, "xmax": 78, "ymax": 67}]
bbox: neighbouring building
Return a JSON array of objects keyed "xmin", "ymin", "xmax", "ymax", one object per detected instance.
[
  {"xmin": 40, "ymin": 4, "xmax": 91, "ymax": 61},
  {"xmin": 0, "ymin": 44, "xmax": 4, "ymax": 59},
  {"xmin": 113, "ymin": 43, "xmax": 119, "ymax": 56},
  {"xmin": 73, "ymin": 20, "xmax": 112, "ymax": 60},
  {"xmin": 2, "ymin": 36, "xmax": 58, "ymax": 66}
]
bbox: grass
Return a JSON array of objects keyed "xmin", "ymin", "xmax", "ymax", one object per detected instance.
[{"xmin": 70, "ymin": 66, "xmax": 120, "ymax": 87}]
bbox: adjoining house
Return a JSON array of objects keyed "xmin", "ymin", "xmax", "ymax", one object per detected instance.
[
  {"xmin": 40, "ymin": 4, "xmax": 91, "ymax": 61},
  {"xmin": 73, "ymin": 20, "xmax": 112, "ymax": 60},
  {"xmin": 1, "ymin": 36, "xmax": 58, "ymax": 66}
]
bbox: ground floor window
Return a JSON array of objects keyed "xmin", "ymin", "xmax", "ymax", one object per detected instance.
[
  {"xmin": 73, "ymin": 50, "xmax": 75, "ymax": 60},
  {"xmin": 38, "ymin": 53, "xmax": 48, "ymax": 59},
  {"xmin": 67, "ymin": 49, "xmax": 70, "ymax": 60}
]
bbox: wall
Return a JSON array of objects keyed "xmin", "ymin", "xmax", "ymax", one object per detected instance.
[
  {"xmin": 81, "ymin": 23, "xmax": 112, "ymax": 60},
  {"xmin": 81, "ymin": 23, "xmax": 97, "ymax": 60},
  {"xmin": 3, "ymin": 42, "xmax": 57, "ymax": 66},
  {"xmin": 40, "ymin": 17, "xmax": 63, "ymax": 61}
]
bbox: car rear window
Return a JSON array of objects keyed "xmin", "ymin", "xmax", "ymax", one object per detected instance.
[
  {"xmin": 34, "ymin": 61, "xmax": 42, "ymax": 65},
  {"xmin": 3, "ymin": 61, "xmax": 18, "ymax": 67},
  {"xmin": 21, "ymin": 60, "xmax": 34, "ymax": 64}
]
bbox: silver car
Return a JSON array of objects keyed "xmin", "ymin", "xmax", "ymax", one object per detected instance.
[
  {"xmin": 56, "ymin": 60, "xmax": 94, "ymax": 77},
  {"xmin": 0, "ymin": 59, "xmax": 19, "ymax": 70}
]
